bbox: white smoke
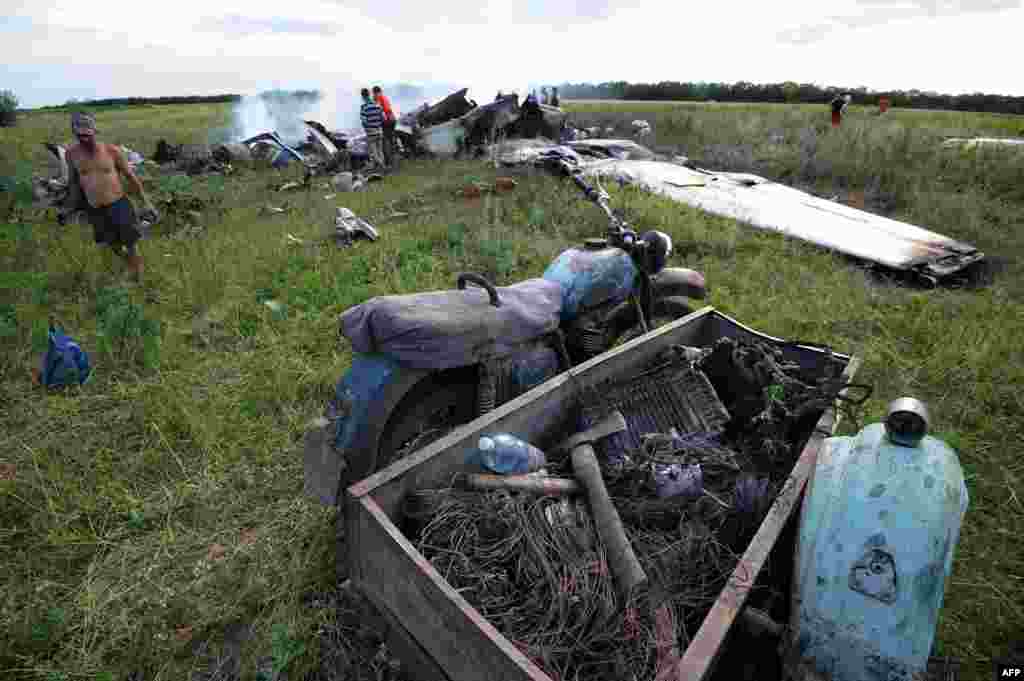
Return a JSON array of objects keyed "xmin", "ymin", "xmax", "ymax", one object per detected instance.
[{"xmin": 229, "ymin": 82, "xmax": 533, "ymax": 143}]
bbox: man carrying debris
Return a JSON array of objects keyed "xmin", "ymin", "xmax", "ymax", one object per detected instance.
[
  {"xmin": 373, "ymin": 86, "xmax": 397, "ymax": 167},
  {"xmin": 58, "ymin": 112, "xmax": 158, "ymax": 282},
  {"xmin": 360, "ymin": 89, "xmax": 386, "ymax": 169}
]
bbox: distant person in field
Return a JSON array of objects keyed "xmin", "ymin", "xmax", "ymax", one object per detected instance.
[
  {"xmin": 550, "ymin": 87, "xmax": 560, "ymax": 108},
  {"xmin": 831, "ymin": 94, "xmax": 852, "ymax": 127},
  {"xmin": 59, "ymin": 111, "xmax": 158, "ymax": 283},
  {"xmin": 360, "ymin": 88, "xmax": 386, "ymax": 168},
  {"xmin": 373, "ymin": 85, "xmax": 397, "ymax": 167}
]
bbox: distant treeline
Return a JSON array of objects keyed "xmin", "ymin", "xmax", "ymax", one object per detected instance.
[
  {"xmin": 557, "ymin": 81, "xmax": 1024, "ymax": 115},
  {"xmin": 259, "ymin": 89, "xmax": 320, "ymax": 101},
  {"xmin": 36, "ymin": 94, "xmax": 243, "ymax": 110}
]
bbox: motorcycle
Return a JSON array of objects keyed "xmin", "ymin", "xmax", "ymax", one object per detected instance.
[{"xmin": 303, "ymin": 162, "xmax": 708, "ymax": 512}]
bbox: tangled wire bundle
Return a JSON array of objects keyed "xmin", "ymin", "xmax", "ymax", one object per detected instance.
[
  {"xmin": 397, "ymin": 338, "xmax": 870, "ymax": 680},
  {"xmin": 405, "ymin": 489, "xmax": 740, "ymax": 681},
  {"xmin": 696, "ymin": 337, "xmax": 869, "ymax": 480}
]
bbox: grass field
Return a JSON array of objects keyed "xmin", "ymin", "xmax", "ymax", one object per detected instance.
[{"xmin": 1, "ymin": 100, "xmax": 1022, "ymax": 681}]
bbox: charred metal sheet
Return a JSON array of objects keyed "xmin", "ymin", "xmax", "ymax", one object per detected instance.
[
  {"xmin": 463, "ymin": 94, "xmax": 522, "ymax": 145},
  {"xmin": 241, "ymin": 131, "xmax": 306, "ymax": 168},
  {"xmin": 304, "ymin": 123, "xmax": 340, "ymax": 158},
  {"xmin": 582, "ymin": 159, "xmax": 984, "ymax": 280},
  {"xmin": 212, "ymin": 143, "xmax": 252, "ymax": 164},
  {"xmin": 416, "ymin": 88, "xmax": 476, "ymax": 128}
]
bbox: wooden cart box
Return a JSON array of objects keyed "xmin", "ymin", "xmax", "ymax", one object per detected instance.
[{"xmin": 345, "ymin": 307, "xmax": 861, "ymax": 681}]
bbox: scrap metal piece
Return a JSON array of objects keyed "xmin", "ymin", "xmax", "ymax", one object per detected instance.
[
  {"xmin": 44, "ymin": 143, "xmax": 70, "ymax": 185},
  {"xmin": 941, "ymin": 137, "xmax": 1024, "ymax": 150},
  {"xmin": 241, "ymin": 131, "xmax": 306, "ymax": 168},
  {"xmin": 303, "ymin": 122, "xmax": 340, "ymax": 158},
  {"xmin": 32, "ymin": 143, "xmax": 71, "ymax": 210},
  {"xmin": 580, "ymin": 159, "xmax": 985, "ymax": 281},
  {"xmin": 334, "ymin": 207, "xmax": 379, "ymax": 245},
  {"xmin": 568, "ymin": 139, "xmax": 657, "ymax": 161}
]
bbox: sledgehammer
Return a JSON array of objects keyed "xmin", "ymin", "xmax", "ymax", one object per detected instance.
[
  {"xmin": 554, "ymin": 410, "xmax": 646, "ymax": 602},
  {"xmin": 555, "ymin": 410, "xmax": 681, "ymax": 679}
]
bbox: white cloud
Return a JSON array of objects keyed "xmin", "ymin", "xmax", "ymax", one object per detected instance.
[{"xmin": 3, "ymin": 0, "xmax": 1022, "ymax": 109}]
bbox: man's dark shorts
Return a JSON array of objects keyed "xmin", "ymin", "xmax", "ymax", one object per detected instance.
[{"xmin": 86, "ymin": 197, "xmax": 141, "ymax": 248}]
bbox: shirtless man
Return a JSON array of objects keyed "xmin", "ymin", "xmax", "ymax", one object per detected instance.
[{"xmin": 59, "ymin": 112, "xmax": 158, "ymax": 282}]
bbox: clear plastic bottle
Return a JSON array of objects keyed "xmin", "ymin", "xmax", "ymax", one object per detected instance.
[{"xmin": 476, "ymin": 434, "xmax": 547, "ymax": 475}]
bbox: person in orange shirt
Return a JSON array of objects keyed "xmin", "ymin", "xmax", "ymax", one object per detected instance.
[{"xmin": 372, "ymin": 86, "xmax": 397, "ymax": 167}]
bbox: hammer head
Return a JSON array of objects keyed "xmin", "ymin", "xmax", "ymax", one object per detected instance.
[{"xmin": 555, "ymin": 410, "xmax": 628, "ymax": 454}]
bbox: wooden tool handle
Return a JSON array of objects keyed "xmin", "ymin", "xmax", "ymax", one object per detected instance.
[
  {"xmin": 653, "ymin": 603, "xmax": 681, "ymax": 681},
  {"xmin": 571, "ymin": 443, "xmax": 647, "ymax": 602},
  {"xmin": 462, "ymin": 473, "xmax": 580, "ymax": 496}
]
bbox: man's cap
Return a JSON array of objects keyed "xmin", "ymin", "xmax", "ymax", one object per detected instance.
[{"xmin": 71, "ymin": 111, "xmax": 97, "ymax": 135}]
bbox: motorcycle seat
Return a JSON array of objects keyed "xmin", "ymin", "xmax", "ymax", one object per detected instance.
[{"xmin": 339, "ymin": 278, "xmax": 565, "ymax": 370}]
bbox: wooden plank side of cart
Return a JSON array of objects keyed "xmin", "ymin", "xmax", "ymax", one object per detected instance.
[{"xmin": 345, "ymin": 306, "xmax": 857, "ymax": 681}]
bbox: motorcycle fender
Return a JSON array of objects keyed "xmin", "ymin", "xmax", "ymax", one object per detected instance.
[
  {"xmin": 303, "ymin": 353, "xmax": 431, "ymax": 506},
  {"xmin": 652, "ymin": 267, "xmax": 707, "ymax": 300}
]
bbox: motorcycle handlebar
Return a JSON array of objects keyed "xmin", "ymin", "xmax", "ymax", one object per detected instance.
[
  {"xmin": 564, "ymin": 163, "xmax": 638, "ymax": 247},
  {"xmin": 567, "ymin": 168, "xmax": 613, "ymax": 216},
  {"xmin": 570, "ymin": 171, "xmax": 593, "ymax": 196}
]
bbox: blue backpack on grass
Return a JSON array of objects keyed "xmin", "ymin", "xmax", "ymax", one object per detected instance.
[{"xmin": 39, "ymin": 320, "xmax": 91, "ymax": 388}]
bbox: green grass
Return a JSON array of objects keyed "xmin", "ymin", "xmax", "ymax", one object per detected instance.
[{"xmin": 2, "ymin": 101, "xmax": 1023, "ymax": 680}]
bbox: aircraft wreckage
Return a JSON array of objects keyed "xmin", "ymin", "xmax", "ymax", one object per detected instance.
[
  {"xmin": 498, "ymin": 138, "xmax": 984, "ymax": 285},
  {"xmin": 395, "ymin": 88, "xmax": 566, "ymax": 157},
  {"xmin": 238, "ymin": 87, "xmax": 568, "ymax": 171}
]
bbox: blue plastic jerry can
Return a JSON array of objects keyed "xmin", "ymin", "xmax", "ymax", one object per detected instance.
[{"xmin": 793, "ymin": 398, "xmax": 969, "ymax": 681}]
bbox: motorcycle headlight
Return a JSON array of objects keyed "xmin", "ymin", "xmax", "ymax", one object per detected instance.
[{"xmin": 641, "ymin": 230, "xmax": 673, "ymax": 273}]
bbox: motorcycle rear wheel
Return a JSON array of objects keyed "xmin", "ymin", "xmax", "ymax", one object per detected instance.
[
  {"xmin": 337, "ymin": 368, "xmax": 476, "ymax": 581},
  {"xmin": 374, "ymin": 367, "xmax": 479, "ymax": 472}
]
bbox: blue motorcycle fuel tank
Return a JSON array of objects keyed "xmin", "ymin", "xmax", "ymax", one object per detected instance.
[
  {"xmin": 793, "ymin": 398, "xmax": 969, "ymax": 681},
  {"xmin": 543, "ymin": 244, "xmax": 639, "ymax": 323}
]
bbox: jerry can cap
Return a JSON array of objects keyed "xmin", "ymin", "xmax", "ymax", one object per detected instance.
[{"xmin": 885, "ymin": 397, "xmax": 930, "ymax": 447}]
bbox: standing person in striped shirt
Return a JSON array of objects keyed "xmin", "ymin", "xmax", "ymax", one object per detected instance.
[{"xmin": 359, "ymin": 88, "xmax": 386, "ymax": 169}]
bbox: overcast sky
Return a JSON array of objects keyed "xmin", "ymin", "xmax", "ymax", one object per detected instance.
[{"xmin": 4, "ymin": 0, "xmax": 1022, "ymax": 108}]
